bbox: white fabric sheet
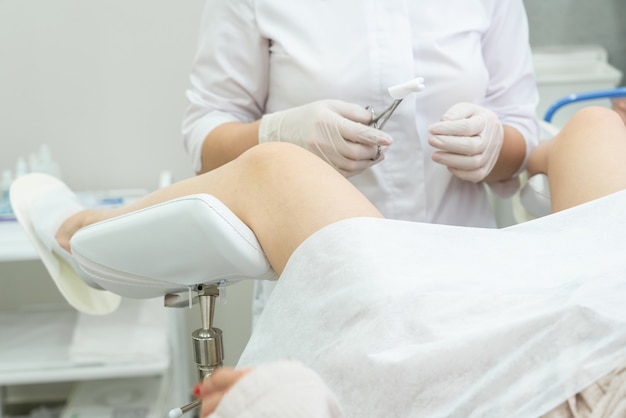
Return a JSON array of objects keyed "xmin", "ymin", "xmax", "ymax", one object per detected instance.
[{"xmin": 238, "ymin": 190, "xmax": 626, "ymax": 418}]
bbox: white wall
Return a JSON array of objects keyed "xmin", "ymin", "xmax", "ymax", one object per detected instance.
[
  {"xmin": 524, "ymin": 0, "xmax": 626, "ymax": 81},
  {"xmin": 0, "ymin": 0, "xmax": 198, "ymax": 190},
  {"xmin": 0, "ymin": 0, "xmax": 255, "ymax": 369}
]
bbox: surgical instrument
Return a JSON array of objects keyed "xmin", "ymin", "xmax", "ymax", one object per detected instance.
[
  {"xmin": 367, "ymin": 77, "xmax": 425, "ymax": 130},
  {"xmin": 168, "ymin": 398, "xmax": 201, "ymax": 418}
]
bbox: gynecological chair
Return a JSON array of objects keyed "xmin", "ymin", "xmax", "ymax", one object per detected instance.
[
  {"xmin": 22, "ymin": 88, "xmax": 626, "ymax": 416},
  {"xmin": 69, "ymin": 194, "xmax": 278, "ymax": 385}
]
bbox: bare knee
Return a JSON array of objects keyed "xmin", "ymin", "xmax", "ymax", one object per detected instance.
[
  {"xmin": 533, "ymin": 106, "xmax": 625, "ymax": 178},
  {"xmin": 243, "ymin": 142, "xmax": 311, "ymax": 161},
  {"xmin": 552, "ymin": 106, "xmax": 625, "ymax": 150},
  {"xmin": 567, "ymin": 106, "xmax": 624, "ymax": 131},
  {"xmin": 237, "ymin": 142, "xmax": 330, "ymax": 178}
]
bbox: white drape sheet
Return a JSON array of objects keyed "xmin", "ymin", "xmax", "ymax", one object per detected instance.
[{"xmin": 238, "ymin": 190, "xmax": 626, "ymax": 418}]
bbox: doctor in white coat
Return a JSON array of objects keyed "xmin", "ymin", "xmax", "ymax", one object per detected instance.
[{"xmin": 182, "ymin": 0, "xmax": 539, "ymax": 319}]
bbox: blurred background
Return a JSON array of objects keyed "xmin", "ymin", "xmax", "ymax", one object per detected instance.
[{"xmin": 0, "ymin": 0, "xmax": 624, "ymax": 416}]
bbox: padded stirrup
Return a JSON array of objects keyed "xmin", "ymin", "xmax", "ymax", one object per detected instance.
[
  {"xmin": 520, "ymin": 174, "xmax": 552, "ymax": 218},
  {"xmin": 70, "ymin": 194, "xmax": 277, "ymax": 299}
]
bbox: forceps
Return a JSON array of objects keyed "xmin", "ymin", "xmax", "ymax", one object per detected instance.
[
  {"xmin": 366, "ymin": 100, "xmax": 403, "ymax": 131},
  {"xmin": 367, "ymin": 77, "xmax": 425, "ymax": 130},
  {"xmin": 365, "ymin": 77, "xmax": 425, "ymax": 159}
]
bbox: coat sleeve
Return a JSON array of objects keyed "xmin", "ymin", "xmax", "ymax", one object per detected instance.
[
  {"xmin": 482, "ymin": 0, "xmax": 540, "ymax": 196},
  {"xmin": 182, "ymin": 0, "xmax": 270, "ymax": 173}
]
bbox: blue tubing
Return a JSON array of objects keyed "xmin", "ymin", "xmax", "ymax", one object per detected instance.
[{"xmin": 543, "ymin": 86, "xmax": 626, "ymax": 122}]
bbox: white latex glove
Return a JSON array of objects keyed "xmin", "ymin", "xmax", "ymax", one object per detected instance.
[
  {"xmin": 259, "ymin": 100, "xmax": 393, "ymax": 177},
  {"xmin": 428, "ymin": 103, "xmax": 504, "ymax": 183}
]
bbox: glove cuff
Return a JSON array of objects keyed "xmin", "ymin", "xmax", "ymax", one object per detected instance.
[{"xmin": 258, "ymin": 112, "xmax": 281, "ymax": 144}]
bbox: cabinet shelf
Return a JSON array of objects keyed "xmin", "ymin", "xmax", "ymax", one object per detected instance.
[
  {"xmin": 0, "ymin": 222, "xmax": 38, "ymax": 263},
  {"xmin": 0, "ymin": 196, "xmax": 190, "ymax": 411},
  {"xmin": 0, "ymin": 309, "xmax": 169, "ymax": 386}
]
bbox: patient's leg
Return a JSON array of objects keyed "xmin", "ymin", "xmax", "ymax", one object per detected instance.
[
  {"xmin": 57, "ymin": 142, "xmax": 383, "ymax": 275},
  {"xmin": 527, "ymin": 107, "xmax": 626, "ymax": 212}
]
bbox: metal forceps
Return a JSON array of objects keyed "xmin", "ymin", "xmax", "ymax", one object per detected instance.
[
  {"xmin": 366, "ymin": 77, "xmax": 425, "ymax": 130},
  {"xmin": 365, "ymin": 77, "xmax": 426, "ymax": 160},
  {"xmin": 366, "ymin": 99, "xmax": 403, "ymax": 131}
]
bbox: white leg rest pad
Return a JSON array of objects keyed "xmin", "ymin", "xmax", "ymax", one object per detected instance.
[
  {"xmin": 520, "ymin": 173, "xmax": 552, "ymax": 217},
  {"xmin": 70, "ymin": 194, "xmax": 277, "ymax": 299},
  {"xmin": 513, "ymin": 173, "xmax": 552, "ymax": 223}
]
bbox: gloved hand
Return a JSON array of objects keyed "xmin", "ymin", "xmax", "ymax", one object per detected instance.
[
  {"xmin": 428, "ymin": 103, "xmax": 504, "ymax": 183},
  {"xmin": 259, "ymin": 100, "xmax": 393, "ymax": 177}
]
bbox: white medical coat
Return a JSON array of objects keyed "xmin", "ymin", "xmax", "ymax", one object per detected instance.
[
  {"xmin": 183, "ymin": 0, "xmax": 539, "ymax": 228},
  {"xmin": 183, "ymin": 0, "xmax": 540, "ymax": 319}
]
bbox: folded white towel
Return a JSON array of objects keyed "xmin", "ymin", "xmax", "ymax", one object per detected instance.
[{"xmin": 69, "ymin": 298, "xmax": 168, "ymax": 365}]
